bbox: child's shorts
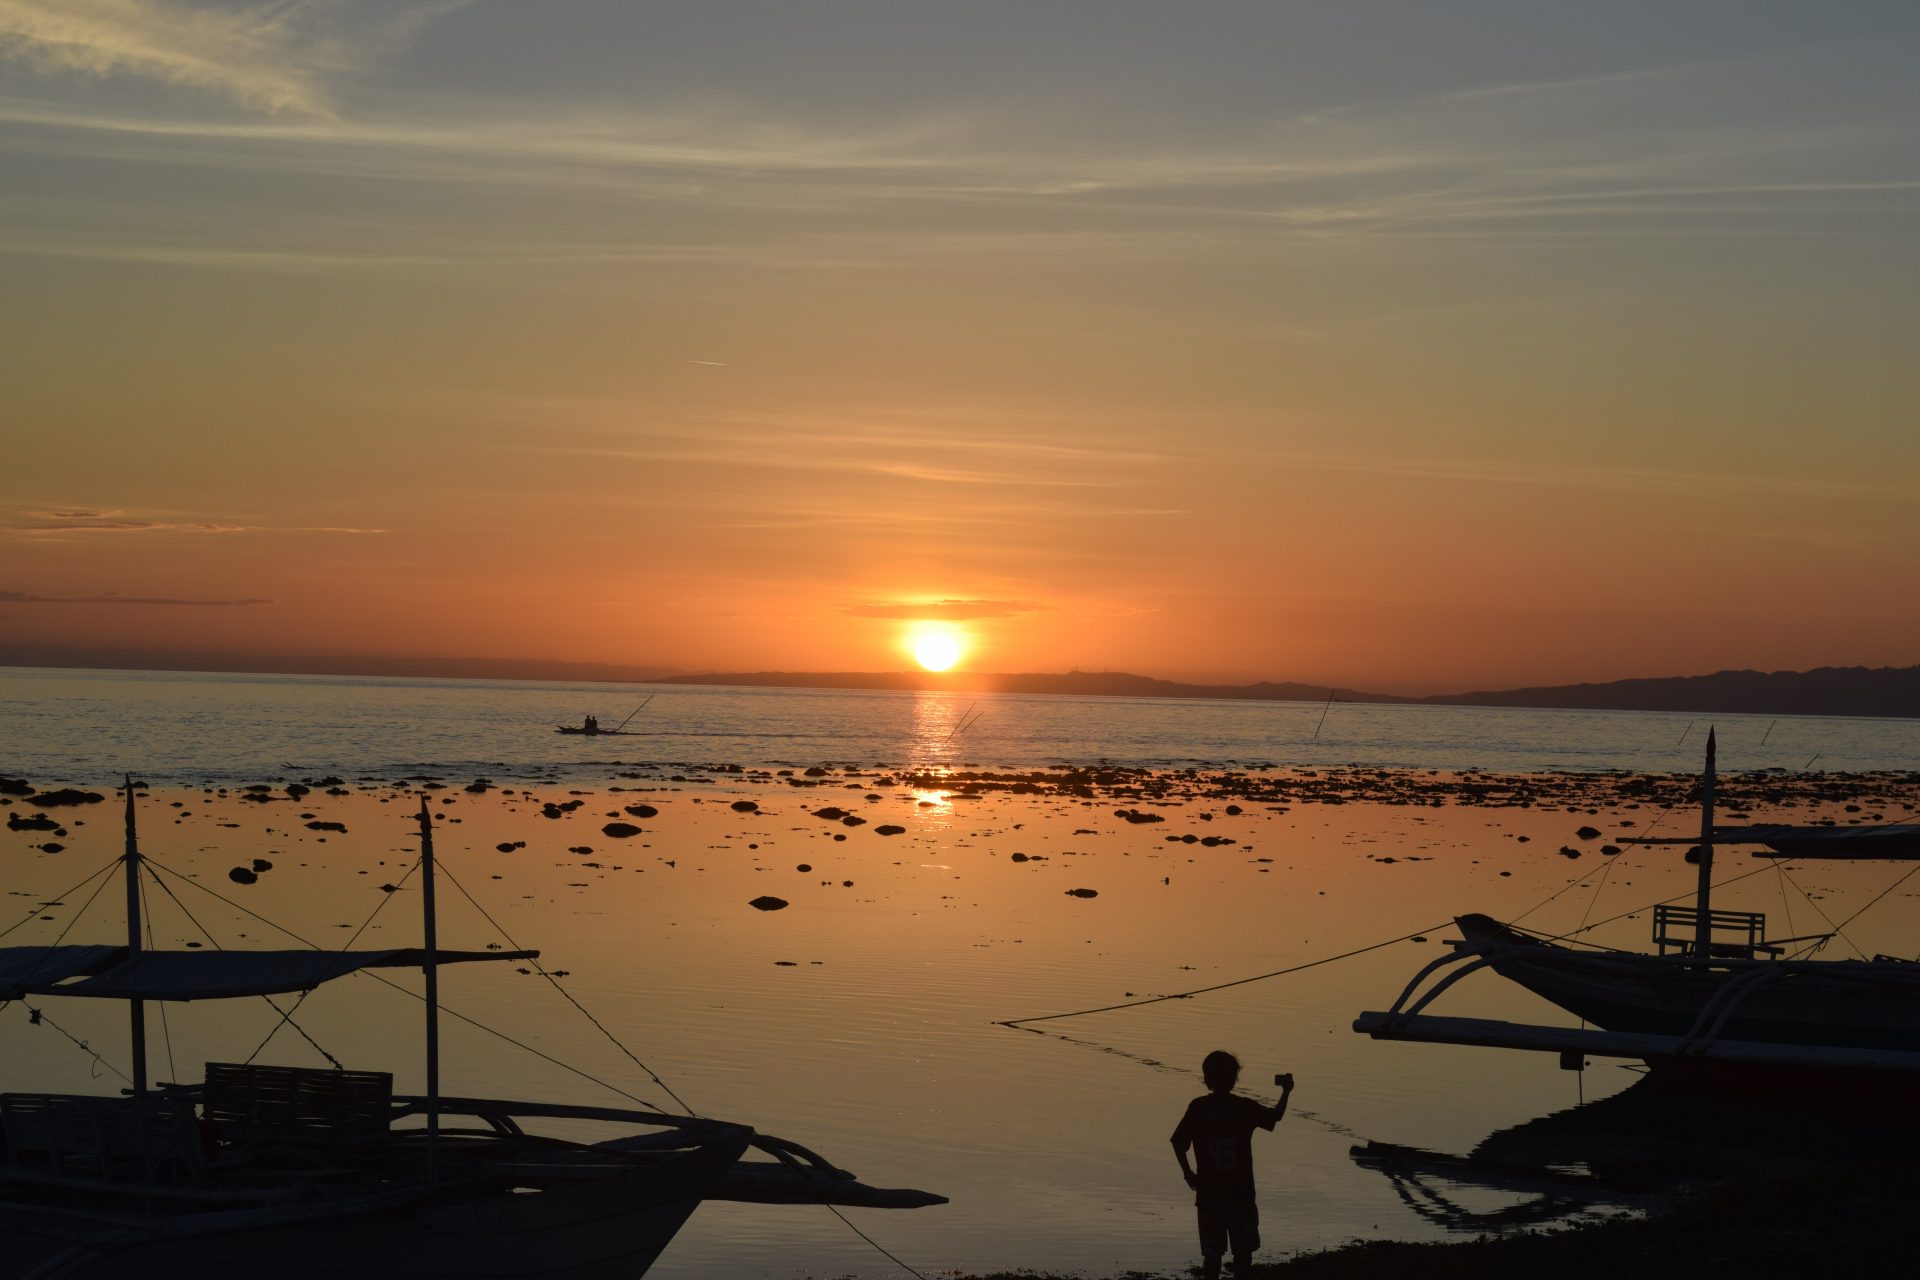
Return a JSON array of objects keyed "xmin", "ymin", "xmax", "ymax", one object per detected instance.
[{"xmin": 1197, "ymin": 1200, "xmax": 1260, "ymax": 1257}]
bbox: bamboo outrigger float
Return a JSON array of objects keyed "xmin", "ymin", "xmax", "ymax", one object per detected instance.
[
  {"xmin": 1354, "ymin": 732, "xmax": 1920, "ymax": 1084},
  {"xmin": 0, "ymin": 782, "xmax": 941, "ymax": 1279}
]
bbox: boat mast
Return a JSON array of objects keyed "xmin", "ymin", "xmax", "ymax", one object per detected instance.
[
  {"xmin": 1692, "ymin": 729, "xmax": 1717, "ymax": 958},
  {"xmin": 123, "ymin": 775, "xmax": 148, "ymax": 1096},
  {"xmin": 417, "ymin": 796, "xmax": 441, "ymax": 1186}
]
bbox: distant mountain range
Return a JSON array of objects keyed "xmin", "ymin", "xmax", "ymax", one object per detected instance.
[
  {"xmin": 4, "ymin": 643, "xmax": 1914, "ymax": 718},
  {"xmin": 661, "ymin": 665, "xmax": 1920, "ymax": 719}
]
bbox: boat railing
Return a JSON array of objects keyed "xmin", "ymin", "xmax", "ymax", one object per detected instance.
[{"xmin": 1651, "ymin": 904, "xmax": 1786, "ymax": 959}]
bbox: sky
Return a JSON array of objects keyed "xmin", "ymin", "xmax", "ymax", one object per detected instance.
[{"xmin": 1, "ymin": 1, "xmax": 1916, "ymax": 693}]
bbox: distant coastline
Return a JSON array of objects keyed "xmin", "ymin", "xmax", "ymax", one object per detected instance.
[
  {"xmin": 3, "ymin": 647, "xmax": 1914, "ymax": 719},
  {"xmin": 658, "ymin": 664, "xmax": 1920, "ymax": 720}
]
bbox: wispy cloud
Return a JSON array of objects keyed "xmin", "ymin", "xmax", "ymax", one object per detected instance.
[
  {"xmin": 0, "ymin": 0, "xmax": 462, "ymax": 116},
  {"xmin": 0, "ymin": 589, "xmax": 269, "ymax": 606},
  {"xmin": 844, "ymin": 599, "xmax": 1039, "ymax": 621},
  {"xmin": 7, "ymin": 509, "xmax": 387, "ymax": 538}
]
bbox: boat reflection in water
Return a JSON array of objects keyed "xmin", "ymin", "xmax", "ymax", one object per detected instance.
[{"xmin": 1351, "ymin": 1072, "xmax": 1914, "ymax": 1234}]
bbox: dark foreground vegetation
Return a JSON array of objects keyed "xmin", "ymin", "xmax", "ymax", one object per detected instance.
[{"xmin": 960, "ymin": 1167, "xmax": 1915, "ymax": 1279}]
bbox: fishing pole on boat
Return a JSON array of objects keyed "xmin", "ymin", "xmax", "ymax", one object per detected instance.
[{"xmin": 610, "ymin": 695, "xmax": 654, "ymax": 733}]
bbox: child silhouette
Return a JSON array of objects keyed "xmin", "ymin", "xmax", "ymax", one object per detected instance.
[{"xmin": 1170, "ymin": 1051, "xmax": 1293, "ymax": 1279}]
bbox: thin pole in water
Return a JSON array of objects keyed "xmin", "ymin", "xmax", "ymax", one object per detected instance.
[
  {"xmin": 1760, "ymin": 719, "xmax": 1777, "ymax": 747},
  {"xmin": 1676, "ymin": 720, "xmax": 1694, "ymax": 747},
  {"xmin": 123, "ymin": 775, "xmax": 148, "ymax": 1097},
  {"xmin": 417, "ymin": 796, "xmax": 440, "ymax": 1187},
  {"xmin": 1311, "ymin": 690, "xmax": 1335, "ymax": 743}
]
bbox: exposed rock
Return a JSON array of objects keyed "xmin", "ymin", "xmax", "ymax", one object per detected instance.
[
  {"xmin": 8, "ymin": 813, "xmax": 59, "ymax": 831},
  {"xmin": 625, "ymin": 804, "xmax": 659, "ymax": 819},
  {"xmin": 813, "ymin": 806, "xmax": 848, "ymax": 821},
  {"xmin": 1065, "ymin": 888, "xmax": 1099, "ymax": 899},
  {"xmin": 1575, "ymin": 825, "xmax": 1602, "ymax": 840},
  {"xmin": 0, "ymin": 778, "xmax": 32, "ymax": 796},
  {"xmin": 37, "ymin": 843, "xmax": 64, "ymax": 854},
  {"xmin": 1010, "ymin": 852, "xmax": 1030, "ymax": 863},
  {"xmin": 28, "ymin": 789, "xmax": 103, "ymax": 808},
  {"xmin": 840, "ymin": 814, "xmax": 867, "ymax": 827},
  {"xmin": 749, "ymin": 895, "xmax": 790, "ymax": 912},
  {"xmin": 252, "ymin": 858, "xmax": 273, "ymax": 872},
  {"xmin": 730, "ymin": 800, "xmax": 759, "ymax": 813},
  {"xmin": 305, "ymin": 820, "xmax": 347, "ymax": 833},
  {"xmin": 227, "ymin": 867, "xmax": 258, "ymax": 885},
  {"xmin": 875, "ymin": 824, "xmax": 906, "ymax": 836},
  {"xmin": 602, "ymin": 822, "xmax": 642, "ymax": 838}
]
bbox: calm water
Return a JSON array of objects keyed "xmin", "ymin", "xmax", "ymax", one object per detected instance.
[
  {"xmin": 4, "ymin": 665, "xmax": 1917, "ymax": 787},
  {"xmin": 4, "ymin": 667, "xmax": 1918, "ymax": 1278}
]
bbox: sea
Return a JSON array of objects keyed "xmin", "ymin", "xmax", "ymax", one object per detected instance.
[
  {"xmin": 4, "ymin": 665, "xmax": 1916, "ymax": 788},
  {"xmin": 4, "ymin": 666, "xmax": 1918, "ymax": 1279}
]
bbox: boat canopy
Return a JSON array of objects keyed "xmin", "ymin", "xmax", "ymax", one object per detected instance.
[
  {"xmin": 1, "ymin": 946, "xmax": 537, "ymax": 1001},
  {"xmin": 1628, "ymin": 824, "xmax": 1920, "ymax": 860},
  {"xmin": 0, "ymin": 944, "xmax": 125, "ymax": 1000}
]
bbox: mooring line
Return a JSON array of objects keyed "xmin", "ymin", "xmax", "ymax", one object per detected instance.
[{"xmin": 996, "ymin": 922, "xmax": 1450, "ymax": 1027}]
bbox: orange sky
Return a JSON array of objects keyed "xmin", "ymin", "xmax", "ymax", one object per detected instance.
[{"xmin": 2, "ymin": 3, "xmax": 1916, "ymax": 693}]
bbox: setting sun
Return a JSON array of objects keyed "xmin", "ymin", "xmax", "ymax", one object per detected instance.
[{"xmin": 909, "ymin": 625, "xmax": 965, "ymax": 672}]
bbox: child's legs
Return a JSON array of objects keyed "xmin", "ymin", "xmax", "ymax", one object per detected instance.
[
  {"xmin": 1226, "ymin": 1201, "xmax": 1261, "ymax": 1271},
  {"xmin": 1197, "ymin": 1203, "xmax": 1228, "ymax": 1277}
]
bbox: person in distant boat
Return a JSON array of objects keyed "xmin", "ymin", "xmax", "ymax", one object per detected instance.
[
  {"xmin": 583, "ymin": 715, "xmax": 598, "ymax": 733},
  {"xmin": 1171, "ymin": 1050, "xmax": 1292, "ymax": 1280}
]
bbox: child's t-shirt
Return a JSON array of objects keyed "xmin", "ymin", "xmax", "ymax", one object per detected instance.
[{"xmin": 1171, "ymin": 1093, "xmax": 1276, "ymax": 1206}]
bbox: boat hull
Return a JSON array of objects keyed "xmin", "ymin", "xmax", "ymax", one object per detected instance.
[
  {"xmin": 0, "ymin": 1133, "xmax": 747, "ymax": 1279},
  {"xmin": 1457, "ymin": 914, "xmax": 1920, "ymax": 1056}
]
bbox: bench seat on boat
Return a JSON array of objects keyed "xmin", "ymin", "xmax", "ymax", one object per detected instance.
[{"xmin": 201, "ymin": 1062, "xmax": 393, "ymax": 1149}]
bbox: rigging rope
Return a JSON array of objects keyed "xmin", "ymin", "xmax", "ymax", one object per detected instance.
[
  {"xmin": 142, "ymin": 893, "xmax": 179, "ymax": 1085},
  {"xmin": 238, "ymin": 860, "xmax": 415, "ymax": 1066},
  {"xmin": 996, "ymin": 922, "xmax": 1449, "ymax": 1028},
  {"xmin": 1819, "ymin": 861, "xmax": 1920, "ymax": 956},
  {"xmin": 10, "ymin": 1000, "xmax": 130, "ymax": 1084},
  {"xmin": 144, "ymin": 845, "xmax": 676, "ymax": 1110},
  {"xmin": 436, "ymin": 859, "xmax": 699, "ymax": 1116},
  {"xmin": 823, "ymin": 1204, "xmax": 932, "ymax": 1280},
  {"xmin": 139, "ymin": 859, "xmax": 345, "ymax": 1069},
  {"xmin": 0, "ymin": 855, "xmax": 123, "ymax": 944}
]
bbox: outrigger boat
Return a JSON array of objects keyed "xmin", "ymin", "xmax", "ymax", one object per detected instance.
[
  {"xmin": 0, "ymin": 783, "xmax": 941, "ymax": 1278},
  {"xmin": 1355, "ymin": 731, "xmax": 1920, "ymax": 1085}
]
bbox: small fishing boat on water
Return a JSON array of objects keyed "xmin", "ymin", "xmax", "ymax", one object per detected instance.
[
  {"xmin": 0, "ymin": 783, "xmax": 942, "ymax": 1278},
  {"xmin": 1355, "ymin": 732, "xmax": 1920, "ymax": 1086},
  {"xmin": 556, "ymin": 697, "xmax": 652, "ymax": 738}
]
